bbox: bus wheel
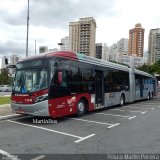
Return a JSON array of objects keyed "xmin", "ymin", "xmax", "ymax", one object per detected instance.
[
  {"xmin": 119, "ymin": 95, "xmax": 125, "ymax": 107},
  {"xmin": 148, "ymin": 92, "xmax": 151, "ymax": 100},
  {"xmin": 151, "ymin": 92, "xmax": 153, "ymax": 99},
  {"xmin": 76, "ymin": 100, "xmax": 86, "ymax": 116}
]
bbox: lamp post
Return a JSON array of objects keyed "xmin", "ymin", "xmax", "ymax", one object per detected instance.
[
  {"xmin": 35, "ymin": 40, "xmax": 36, "ymax": 55},
  {"xmin": 26, "ymin": 0, "xmax": 29, "ymax": 57}
]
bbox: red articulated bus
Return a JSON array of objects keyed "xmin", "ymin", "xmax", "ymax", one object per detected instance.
[{"xmin": 11, "ymin": 51, "xmax": 157, "ymax": 118}]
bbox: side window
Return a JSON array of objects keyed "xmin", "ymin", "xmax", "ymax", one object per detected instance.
[
  {"xmin": 70, "ymin": 67, "xmax": 81, "ymax": 92},
  {"xmin": 49, "ymin": 59, "xmax": 71, "ymax": 98},
  {"xmin": 54, "ymin": 70, "xmax": 69, "ymax": 87},
  {"xmin": 81, "ymin": 69, "xmax": 94, "ymax": 92},
  {"xmin": 117, "ymin": 71, "xmax": 129, "ymax": 91},
  {"xmin": 106, "ymin": 69, "xmax": 115, "ymax": 92},
  {"xmin": 104, "ymin": 69, "xmax": 129, "ymax": 92}
]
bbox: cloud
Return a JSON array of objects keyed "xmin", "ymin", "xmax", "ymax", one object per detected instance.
[
  {"xmin": 1, "ymin": 0, "xmax": 160, "ymax": 63},
  {"xmin": 0, "ymin": 40, "xmax": 29, "ymax": 58},
  {"xmin": 2, "ymin": 0, "xmax": 116, "ymax": 29},
  {"xmin": 0, "ymin": 0, "xmax": 116, "ymax": 59}
]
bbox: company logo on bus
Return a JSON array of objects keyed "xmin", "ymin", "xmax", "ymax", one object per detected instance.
[{"xmin": 67, "ymin": 97, "xmax": 76, "ymax": 105}]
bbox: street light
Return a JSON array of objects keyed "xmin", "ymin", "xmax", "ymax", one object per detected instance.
[
  {"xmin": 26, "ymin": 0, "xmax": 30, "ymax": 57},
  {"xmin": 35, "ymin": 40, "xmax": 36, "ymax": 55}
]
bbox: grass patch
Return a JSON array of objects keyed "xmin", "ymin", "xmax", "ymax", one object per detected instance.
[{"xmin": 0, "ymin": 97, "xmax": 11, "ymax": 105}]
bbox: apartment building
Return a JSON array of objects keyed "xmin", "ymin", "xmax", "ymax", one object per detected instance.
[
  {"xmin": 128, "ymin": 23, "xmax": 145, "ymax": 57},
  {"xmin": 60, "ymin": 36, "xmax": 69, "ymax": 51},
  {"xmin": 117, "ymin": 38, "xmax": 129, "ymax": 55},
  {"xmin": 148, "ymin": 28, "xmax": 160, "ymax": 64},
  {"xmin": 69, "ymin": 17, "xmax": 96, "ymax": 57}
]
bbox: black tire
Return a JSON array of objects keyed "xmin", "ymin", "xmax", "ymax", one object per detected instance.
[
  {"xmin": 147, "ymin": 92, "xmax": 151, "ymax": 100},
  {"xmin": 119, "ymin": 94, "xmax": 125, "ymax": 107},
  {"xmin": 151, "ymin": 92, "xmax": 153, "ymax": 99},
  {"xmin": 76, "ymin": 100, "xmax": 86, "ymax": 116}
]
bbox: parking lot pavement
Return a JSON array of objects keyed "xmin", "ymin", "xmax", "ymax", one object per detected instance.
[
  {"xmin": 0, "ymin": 104, "xmax": 21, "ymax": 121},
  {"xmin": 1, "ymin": 97, "xmax": 160, "ymax": 156}
]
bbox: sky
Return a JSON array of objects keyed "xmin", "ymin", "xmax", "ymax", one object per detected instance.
[{"xmin": 0, "ymin": 0, "xmax": 160, "ymax": 68}]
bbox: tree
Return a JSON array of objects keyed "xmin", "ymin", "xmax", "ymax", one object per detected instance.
[
  {"xmin": 138, "ymin": 60, "xmax": 160, "ymax": 75},
  {"xmin": 0, "ymin": 69, "xmax": 12, "ymax": 85}
]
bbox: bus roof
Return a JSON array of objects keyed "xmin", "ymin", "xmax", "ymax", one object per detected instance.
[
  {"xmin": 134, "ymin": 69, "xmax": 155, "ymax": 78},
  {"xmin": 18, "ymin": 51, "xmax": 155, "ymax": 78},
  {"xmin": 19, "ymin": 51, "xmax": 155, "ymax": 78},
  {"xmin": 19, "ymin": 51, "xmax": 129, "ymax": 71}
]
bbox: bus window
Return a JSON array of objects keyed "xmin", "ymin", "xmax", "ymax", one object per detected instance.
[
  {"xmin": 81, "ymin": 69, "xmax": 94, "ymax": 92},
  {"xmin": 70, "ymin": 67, "xmax": 81, "ymax": 92},
  {"xmin": 104, "ymin": 69, "xmax": 129, "ymax": 92},
  {"xmin": 54, "ymin": 70, "xmax": 68, "ymax": 87}
]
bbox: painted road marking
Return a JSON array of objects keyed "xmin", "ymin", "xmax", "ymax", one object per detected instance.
[
  {"xmin": 75, "ymin": 134, "xmax": 96, "ymax": 143},
  {"xmin": 70, "ymin": 118, "xmax": 120, "ymax": 128},
  {"xmin": 0, "ymin": 114, "xmax": 21, "ymax": 120},
  {"xmin": 128, "ymin": 116, "xmax": 136, "ymax": 120},
  {"xmin": 7, "ymin": 120, "xmax": 95, "ymax": 143},
  {"xmin": 31, "ymin": 155, "xmax": 45, "ymax": 160},
  {"xmin": 141, "ymin": 103, "xmax": 159, "ymax": 105},
  {"xmin": 0, "ymin": 149, "xmax": 20, "ymax": 160},
  {"xmin": 96, "ymin": 112, "xmax": 136, "ymax": 120},
  {"xmin": 136, "ymin": 104, "xmax": 156, "ymax": 108},
  {"xmin": 141, "ymin": 111, "xmax": 147, "ymax": 114},
  {"xmin": 70, "ymin": 118, "xmax": 114, "ymax": 125},
  {"xmin": 11, "ymin": 115, "xmax": 33, "ymax": 121},
  {"xmin": 126, "ymin": 106, "xmax": 155, "ymax": 110},
  {"xmin": 112, "ymin": 108, "xmax": 146, "ymax": 114},
  {"xmin": 107, "ymin": 123, "xmax": 120, "ymax": 128}
]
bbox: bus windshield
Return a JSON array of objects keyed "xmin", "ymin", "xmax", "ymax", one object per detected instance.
[{"xmin": 13, "ymin": 68, "xmax": 48, "ymax": 93}]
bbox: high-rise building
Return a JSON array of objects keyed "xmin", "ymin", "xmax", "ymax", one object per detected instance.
[
  {"xmin": 117, "ymin": 38, "xmax": 129, "ymax": 55},
  {"xmin": 102, "ymin": 43, "xmax": 109, "ymax": 61},
  {"xmin": 128, "ymin": 23, "xmax": 145, "ymax": 57},
  {"xmin": 10, "ymin": 55, "xmax": 21, "ymax": 65},
  {"xmin": 49, "ymin": 48, "xmax": 59, "ymax": 52},
  {"xmin": 60, "ymin": 36, "xmax": 69, "ymax": 51},
  {"xmin": 1, "ymin": 54, "xmax": 23, "ymax": 75},
  {"xmin": 69, "ymin": 17, "xmax": 96, "ymax": 57},
  {"xmin": 96, "ymin": 43, "xmax": 102, "ymax": 59},
  {"xmin": 39, "ymin": 46, "xmax": 48, "ymax": 54},
  {"xmin": 95, "ymin": 43, "xmax": 109, "ymax": 61},
  {"xmin": 118, "ymin": 55, "xmax": 144, "ymax": 68},
  {"xmin": 148, "ymin": 28, "xmax": 160, "ymax": 64}
]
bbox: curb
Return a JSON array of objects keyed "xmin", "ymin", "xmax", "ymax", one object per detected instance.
[
  {"xmin": 0, "ymin": 114, "xmax": 22, "ymax": 121},
  {"xmin": 0, "ymin": 104, "xmax": 10, "ymax": 107},
  {"xmin": 0, "ymin": 95, "xmax": 11, "ymax": 97}
]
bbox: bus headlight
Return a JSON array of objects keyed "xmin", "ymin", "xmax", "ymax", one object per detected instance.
[{"xmin": 34, "ymin": 94, "xmax": 48, "ymax": 103}]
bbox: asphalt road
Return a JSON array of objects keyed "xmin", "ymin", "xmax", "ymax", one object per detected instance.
[{"xmin": 0, "ymin": 96, "xmax": 160, "ymax": 159}]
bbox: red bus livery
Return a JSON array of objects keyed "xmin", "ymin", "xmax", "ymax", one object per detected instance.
[{"xmin": 11, "ymin": 51, "xmax": 157, "ymax": 118}]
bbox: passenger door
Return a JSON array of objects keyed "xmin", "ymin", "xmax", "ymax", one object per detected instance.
[{"xmin": 95, "ymin": 70, "xmax": 104, "ymax": 107}]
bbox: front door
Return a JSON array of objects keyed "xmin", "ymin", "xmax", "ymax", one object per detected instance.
[{"xmin": 95, "ymin": 71, "xmax": 104, "ymax": 107}]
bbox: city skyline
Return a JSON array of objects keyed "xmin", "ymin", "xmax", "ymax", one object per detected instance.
[{"xmin": 0, "ymin": 0, "xmax": 160, "ymax": 67}]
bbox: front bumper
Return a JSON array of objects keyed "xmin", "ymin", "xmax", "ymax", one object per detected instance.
[{"xmin": 11, "ymin": 100, "xmax": 50, "ymax": 117}]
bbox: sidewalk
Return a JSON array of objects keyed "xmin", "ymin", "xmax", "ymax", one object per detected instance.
[
  {"xmin": 0, "ymin": 104, "xmax": 21, "ymax": 120},
  {"xmin": 0, "ymin": 104, "xmax": 12, "ymax": 116}
]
